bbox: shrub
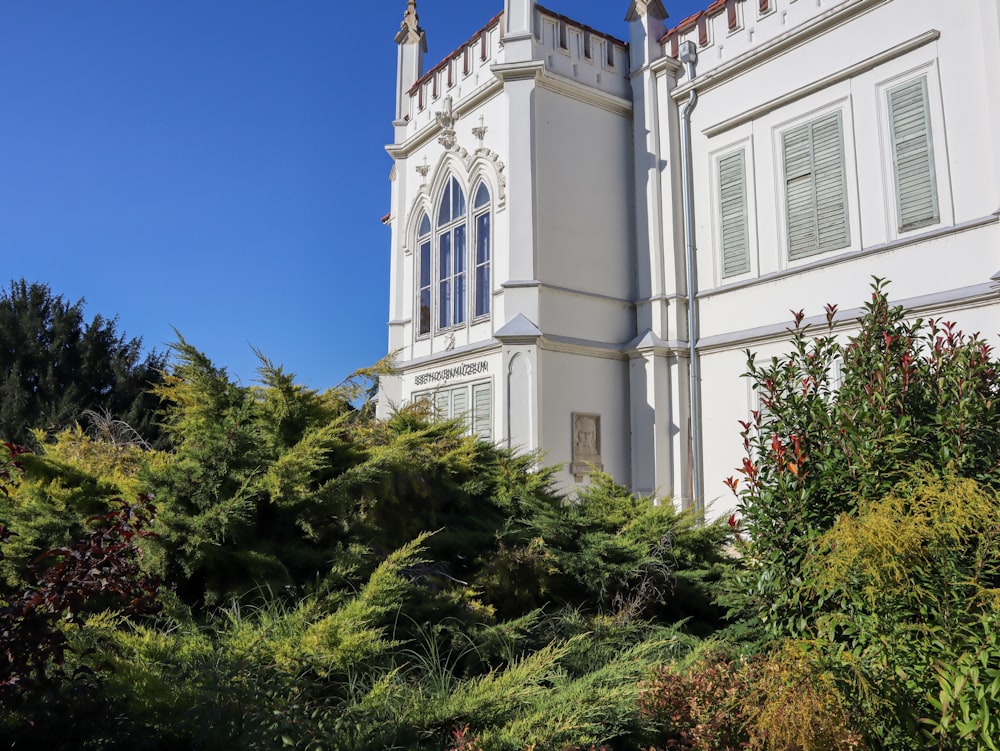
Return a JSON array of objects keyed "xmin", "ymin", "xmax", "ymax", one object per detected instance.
[{"xmin": 723, "ymin": 279, "xmax": 1000, "ymax": 644}]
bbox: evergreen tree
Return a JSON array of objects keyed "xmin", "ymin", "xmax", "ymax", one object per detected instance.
[{"xmin": 0, "ymin": 279, "xmax": 165, "ymax": 447}]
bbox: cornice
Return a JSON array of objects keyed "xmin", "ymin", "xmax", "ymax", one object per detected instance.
[
  {"xmin": 397, "ymin": 340, "xmax": 501, "ymax": 371},
  {"xmin": 535, "ymin": 69, "xmax": 633, "ymax": 118},
  {"xmin": 699, "ymin": 213, "xmax": 1000, "ymax": 301},
  {"xmin": 490, "ymin": 59, "xmax": 546, "ymax": 83},
  {"xmin": 704, "ymin": 29, "xmax": 940, "ymax": 137},
  {"xmin": 698, "ymin": 282, "xmax": 1000, "ymax": 354},
  {"xmin": 386, "ymin": 78, "xmax": 504, "ymax": 159},
  {"xmin": 670, "ymin": 0, "xmax": 890, "ymax": 102}
]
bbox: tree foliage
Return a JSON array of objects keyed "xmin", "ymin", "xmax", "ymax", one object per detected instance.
[{"xmin": 0, "ymin": 279, "xmax": 166, "ymax": 448}]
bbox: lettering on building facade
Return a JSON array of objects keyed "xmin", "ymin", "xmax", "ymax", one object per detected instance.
[{"xmin": 414, "ymin": 360, "xmax": 489, "ymax": 386}]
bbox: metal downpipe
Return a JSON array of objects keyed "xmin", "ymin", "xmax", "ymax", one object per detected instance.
[{"xmin": 678, "ymin": 42, "xmax": 702, "ymax": 516}]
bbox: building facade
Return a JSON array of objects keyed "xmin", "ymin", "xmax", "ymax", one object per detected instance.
[{"xmin": 377, "ymin": 0, "xmax": 1000, "ymax": 516}]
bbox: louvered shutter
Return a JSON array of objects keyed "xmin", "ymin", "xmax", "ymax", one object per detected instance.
[
  {"xmin": 471, "ymin": 383, "xmax": 492, "ymax": 440},
  {"xmin": 889, "ymin": 77, "xmax": 938, "ymax": 232},
  {"xmin": 718, "ymin": 150, "xmax": 750, "ymax": 277},
  {"xmin": 784, "ymin": 112, "xmax": 849, "ymax": 260},
  {"xmin": 434, "ymin": 390, "xmax": 450, "ymax": 418},
  {"xmin": 451, "ymin": 386, "xmax": 469, "ymax": 425}
]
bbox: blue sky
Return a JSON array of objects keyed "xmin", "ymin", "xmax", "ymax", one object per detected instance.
[{"xmin": 1, "ymin": 1, "xmax": 704, "ymax": 390}]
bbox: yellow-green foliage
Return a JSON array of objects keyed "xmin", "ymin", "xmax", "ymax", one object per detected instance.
[
  {"xmin": 743, "ymin": 645, "xmax": 866, "ymax": 751},
  {"xmin": 812, "ymin": 475, "xmax": 1000, "ymax": 609},
  {"xmin": 296, "ymin": 533, "xmax": 430, "ymax": 673},
  {"xmin": 802, "ymin": 475, "xmax": 1000, "ymax": 748}
]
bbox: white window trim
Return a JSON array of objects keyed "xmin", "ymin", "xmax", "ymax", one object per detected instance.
[{"xmin": 414, "ymin": 378, "xmax": 494, "ymax": 441}]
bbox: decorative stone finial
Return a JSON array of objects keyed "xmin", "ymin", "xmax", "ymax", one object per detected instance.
[
  {"xmin": 416, "ymin": 157, "xmax": 430, "ymax": 184},
  {"xmin": 395, "ymin": 0, "xmax": 424, "ymax": 45},
  {"xmin": 625, "ymin": 0, "xmax": 667, "ymax": 22},
  {"xmin": 472, "ymin": 115, "xmax": 488, "ymax": 145}
]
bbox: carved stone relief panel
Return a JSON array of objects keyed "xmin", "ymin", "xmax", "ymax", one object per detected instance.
[{"xmin": 571, "ymin": 412, "xmax": 602, "ymax": 481}]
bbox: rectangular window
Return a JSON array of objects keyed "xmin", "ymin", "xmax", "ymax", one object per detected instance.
[
  {"xmin": 419, "ymin": 381, "xmax": 492, "ymax": 440},
  {"xmin": 718, "ymin": 149, "xmax": 750, "ymax": 277},
  {"xmin": 783, "ymin": 111, "xmax": 849, "ymax": 260},
  {"xmin": 888, "ymin": 77, "xmax": 938, "ymax": 232}
]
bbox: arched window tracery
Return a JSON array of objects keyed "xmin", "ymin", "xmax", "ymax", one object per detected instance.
[{"xmin": 413, "ymin": 172, "xmax": 493, "ymax": 338}]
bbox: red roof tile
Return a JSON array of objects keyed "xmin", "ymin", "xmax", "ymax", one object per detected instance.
[
  {"xmin": 660, "ymin": 0, "xmax": 738, "ymax": 45},
  {"xmin": 408, "ymin": 11, "xmax": 504, "ymax": 96}
]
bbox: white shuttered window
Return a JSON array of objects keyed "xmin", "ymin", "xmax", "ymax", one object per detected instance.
[
  {"xmin": 420, "ymin": 381, "xmax": 492, "ymax": 440},
  {"xmin": 783, "ymin": 112, "xmax": 849, "ymax": 260},
  {"xmin": 718, "ymin": 149, "xmax": 750, "ymax": 277},
  {"xmin": 888, "ymin": 77, "xmax": 938, "ymax": 232}
]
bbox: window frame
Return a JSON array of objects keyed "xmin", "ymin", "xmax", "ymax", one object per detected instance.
[
  {"xmin": 716, "ymin": 147, "xmax": 752, "ymax": 279},
  {"xmin": 436, "ymin": 176, "xmax": 468, "ymax": 331},
  {"xmin": 415, "ymin": 212, "xmax": 432, "ymax": 339},
  {"xmin": 882, "ymin": 70, "xmax": 942, "ymax": 235},
  {"xmin": 472, "ymin": 181, "xmax": 492, "ymax": 320},
  {"xmin": 415, "ymin": 379, "xmax": 493, "ymax": 440}
]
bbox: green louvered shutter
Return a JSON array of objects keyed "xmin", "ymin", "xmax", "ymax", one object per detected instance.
[
  {"xmin": 889, "ymin": 77, "xmax": 938, "ymax": 232},
  {"xmin": 719, "ymin": 150, "xmax": 750, "ymax": 277},
  {"xmin": 434, "ymin": 390, "xmax": 450, "ymax": 418},
  {"xmin": 452, "ymin": 386, "xmax": 469, "ymax": 426},
  {"xmin": 471, "ymin": 383, "xmax": 492, "ymax": 440},
  {"xmin": 784, "ymin": 112, "xmax": 849, "ymax": 260}
]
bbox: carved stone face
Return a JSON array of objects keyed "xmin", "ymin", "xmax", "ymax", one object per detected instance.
[{"xmin": 575, "ymin": 416, "xmax": 598, "ymax": 454}]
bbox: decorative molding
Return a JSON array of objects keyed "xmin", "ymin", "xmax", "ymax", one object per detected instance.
[
  {"xmin": 435, "ymin": 96, "xmax": 457, "ymax": 148},
  {"xmin": 670, "ymin": 0, "xmax": 890, "ymax": 102},
  {"xmin": 472, "ymin": 115, "xmax": 488, "ymax": 144},
  {"xmin": 398, "ymin": 340, "xmax": 501, "ymax": 370},
  {"xmin": 699, "ymin": 213, "xmax": 1000, "ymax": 301},
  {"xmin": 698, "ymin": 281, "xmax": 1000, "ymax": 353},
  {"xmin": 501, "ymin": 279, "xmax": 633, "ymax": 306},
  {"xmin": 704, "ymin": 30, "xmax": 941, "ymax": 137},
  {"xmin": 415, "ymin": 156, "xmax": 430, "ymax": 183}
]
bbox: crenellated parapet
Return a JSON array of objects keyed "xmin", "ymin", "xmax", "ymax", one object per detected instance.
[
  {"xmin": 404, "ymin": 12, "xmax": 505, "ymax": 135},
  {"xmin": 659, "ymin": 0, "xmax": 872, "ymax": 81},
  {"xmin": 401, "ymin": 5, "xmax": 632, "ymax": 139}
]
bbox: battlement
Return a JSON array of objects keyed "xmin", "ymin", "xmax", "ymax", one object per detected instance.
[
  {"xmin": 661, "ymin": 0, "xmax": 856, "ymax": 79},
  {"xmin": 403, "ymin": 6, "xmax": 630, "ymax": 135},
  {"xmin": 405, "ymin": 13, "xmax": 504, "ymax": 132}
]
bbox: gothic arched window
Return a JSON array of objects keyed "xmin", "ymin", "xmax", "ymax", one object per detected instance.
[
  {"xmin": 437, "ymin": 176, "xmax": 467, "ymax": 330},
  {"xmin": 416, "ymin": 212, "xmax": 432, "ymax": 336},
  {"xmin": 472, "ymin": 181, "xmax": 491, "ymax": 318}
]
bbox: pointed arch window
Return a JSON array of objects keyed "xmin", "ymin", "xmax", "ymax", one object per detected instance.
[
  {"xmin": 413, "ymin": 173, "xmax": 494, "ymax": 338},
  {"xmin": 472, "ymin": 182, "xmax": 492, "ymax": 318},
  {"xmin": 437, "ymin": 176, "xmax": 467, "ymax": 329},
  {"xmin": 416, "ymin": 213, "xmax": 432, "ymax": 336}
]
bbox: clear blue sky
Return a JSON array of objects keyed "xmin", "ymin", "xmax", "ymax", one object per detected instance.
[{"xmin": 1, "ymin": 1, "xmax": 704, "ymax": 389}]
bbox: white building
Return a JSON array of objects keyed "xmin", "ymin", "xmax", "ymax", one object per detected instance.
[{"xmin": 377, "ymin": 0, "xmax": 1000, "ymax": 517}]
